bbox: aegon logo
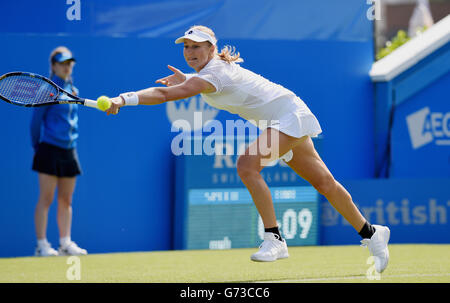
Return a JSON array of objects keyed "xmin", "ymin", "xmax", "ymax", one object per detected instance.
[{"xmin": 406, "ymin": 107, "xmax": 450, "ymax": 149}]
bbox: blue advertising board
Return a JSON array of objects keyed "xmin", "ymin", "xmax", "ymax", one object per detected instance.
[
  {"xmin": 371, "ymin": 25, "xmax": 450, "ymax": 178},
  {"xmin": 322, "ymin": 178, "xmax": 450, "ymax": 245},
  {"xmin": 391, "ymin": 71, "xmax": 450, "ymax": 178},
  {"xmin": 174, "ymin": 136, "xmax": 322, "ymax": 250},
  {"xmin": 175, "ymin": 137, "xmax": 450, "ymax": 247}
]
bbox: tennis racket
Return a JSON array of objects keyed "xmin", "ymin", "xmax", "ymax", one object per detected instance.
[{"xmin": 0, "ymin": 71, "xmax": 104, "ymax": 109}]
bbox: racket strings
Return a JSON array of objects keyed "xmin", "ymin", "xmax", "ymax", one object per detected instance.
[{"xmin": 0, "ymin": 75, "xmax": 58, "ymax": 105}]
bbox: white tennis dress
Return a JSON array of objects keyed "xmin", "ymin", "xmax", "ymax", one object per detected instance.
[
  {"xmin": 190, "ymin": 58, "xmax": 322, "ymax": 161},
  {"xmin": 191, "ymin": 58, "xmax": 322, "ymax": 138}
]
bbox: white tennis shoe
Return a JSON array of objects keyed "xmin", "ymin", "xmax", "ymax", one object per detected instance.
[
  {"xmin": 35, "ymin": 242, "xmax": 59, "ymax": 257},
  {"xmin": 251, "ymin": 232, "xmax": 289, "ymax": 262},
  {"xmin": 58, "ymin": 241, "xmax": 88, "ymax": 256},
  {"xmin": 361, "ymin": 225, "xmax": 390, "ymax": 273}
]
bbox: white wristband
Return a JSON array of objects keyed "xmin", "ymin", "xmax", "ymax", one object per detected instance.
[{"xmin": 120, "ymin": 92, "xmax": 139, "ymax": 106}]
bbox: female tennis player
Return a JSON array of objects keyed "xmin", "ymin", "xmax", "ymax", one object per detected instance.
[
  {"xmin": 30, "ymin": 46, "xmax": 87, "ymax": 257},
  {"xmin": 106, "ymin": 25, "xmax": 390, "ymax": 272}
]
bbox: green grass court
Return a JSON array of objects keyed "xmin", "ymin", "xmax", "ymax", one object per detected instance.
[{"xmin": 1, "ymin": 244, "xmax": 449, "ymax": 283}]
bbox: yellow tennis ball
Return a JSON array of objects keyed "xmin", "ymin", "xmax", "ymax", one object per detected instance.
[{"xmin": 97, "ymin": 96, "xmax": 111, "ymax": 111}]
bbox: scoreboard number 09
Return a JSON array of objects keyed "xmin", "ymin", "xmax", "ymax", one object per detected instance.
[{"xmin": 258, "ymin": 208, "xmax": 313, "ymax": 240}]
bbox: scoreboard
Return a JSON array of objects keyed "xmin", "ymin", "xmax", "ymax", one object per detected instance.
[
  {"xmin": 174, "ymin": 136, "xmax": 321, "ymax": 250},
  {"xmin": 187, "ymin": 187, "xmax": 319, "ymax": 249}
]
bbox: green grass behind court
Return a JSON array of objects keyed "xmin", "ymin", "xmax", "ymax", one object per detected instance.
[{"xmin": 1, "ymin": 244, "xmax": 449, "ymax": 283}]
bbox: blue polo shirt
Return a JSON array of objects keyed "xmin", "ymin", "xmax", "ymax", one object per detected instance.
[{"xmin": 30, "ymin": 75, "xmax": 79, "ymax": 150}]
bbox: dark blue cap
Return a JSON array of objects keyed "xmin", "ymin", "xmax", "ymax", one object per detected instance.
[{"xmin": 51, "ymin": 52, "xmax": 76, "ymax": 63}]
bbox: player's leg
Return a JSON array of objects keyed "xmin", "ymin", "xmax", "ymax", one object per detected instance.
[
  {"xmin": 285, "ymin": 136, "xmax": 390, "ymax": 272},
  {"xmin": 34, "ymin": 173, "xmax": 58, "ymax": 256},
  {"xmin": 285, "ymin": 136, "xmax": 366, "ymax": 230},
  {"xmin": 56, "ymin": 176, "xmax": 87, "ymax": 255},
  {"xmin": 237, "ymin": 127, "xmax": 301, "ymax": 229},
  {"xmin": 237, "ymin": 127, "xmax": 303, "ymax": 261}
]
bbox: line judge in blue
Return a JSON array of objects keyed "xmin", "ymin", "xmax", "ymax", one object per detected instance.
[{"xmin": 30, "ymin": 46, "xmax": 87, "ymax": 257}]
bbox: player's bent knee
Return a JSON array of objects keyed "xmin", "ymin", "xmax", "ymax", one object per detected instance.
[
  {"xmin": 312, "ymin": 174, "xmax": 336, "ymax": 196},
  {"xmin": 236, "ymin": 156, "xmax": 259, "ymax": 180}
]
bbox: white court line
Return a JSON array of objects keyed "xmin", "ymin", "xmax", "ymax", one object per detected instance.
[{"xmin": 252, "ymin": 273, "xmax": 450, "ymax": 283}]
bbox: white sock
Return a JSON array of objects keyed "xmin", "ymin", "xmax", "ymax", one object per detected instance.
[
  {"xmin": 37, "ymin": 238, "xmax": 49, "ymax": 248},
  {"xmin": 60, "ymin": 236, "xmax": 71, "ymax": 247}
]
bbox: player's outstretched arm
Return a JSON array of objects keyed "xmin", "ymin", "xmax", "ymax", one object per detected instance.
[{"xmin": 106, "ymin": 76, "xmax": 215, "ymax": 115}]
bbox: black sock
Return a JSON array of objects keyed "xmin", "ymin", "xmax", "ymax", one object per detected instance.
[
  {"xmin": 358, "ymin": 221, "xmax": 376, "ymax": 239},
  {"xmin": 265, "ymin": 226, "xmax": 282, "ymax": 241}
]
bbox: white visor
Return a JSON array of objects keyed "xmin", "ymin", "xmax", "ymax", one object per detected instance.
[{"xmin": 175, "ymin": 28, "xmax": 216, "ymax": 45}]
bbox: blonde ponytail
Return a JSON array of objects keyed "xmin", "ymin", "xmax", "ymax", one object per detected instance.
[{"xmin": 217, "ymin": 45, "xmax": 244, "ymax": 63}]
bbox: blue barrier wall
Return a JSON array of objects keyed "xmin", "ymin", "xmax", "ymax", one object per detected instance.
[
  {"xmin": 372, "ymin": 33, "xmax": 450, "ymax": 178},
  {"xmin": 0, "ymin": 1, "xmax": 376, "ymax": 257},
  {"xmin": 0, "ymin": 0, "xmax": 372, "ymax": 41},
  {"xmin": 322, "ymin": 179, "xmax": 450, "ymax": 245},
  {"xmin": 172, "ymin": 138, "xmax": 450, "ymax": 247},
  {"xmin": 392, "ymin": 70, "xmax": 450, "ymax": 177}
]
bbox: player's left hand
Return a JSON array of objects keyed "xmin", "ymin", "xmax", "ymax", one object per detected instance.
[
  {"xmin": 106, "ymin": 97, "xmax": 124, "ymax": 115},
  {"xmin": 155, "ymin": 65, "xmax": 186, "ymax": 87}
]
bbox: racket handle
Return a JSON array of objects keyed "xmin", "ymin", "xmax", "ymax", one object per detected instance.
[{"xmin": 84, "ymin": 99, "xmax": 98, "ymax": 109}]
